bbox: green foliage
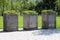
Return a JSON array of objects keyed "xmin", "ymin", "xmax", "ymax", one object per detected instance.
[
  {"xmin": 0, "ymin": 0, "xmax": 3, "ymax": 15},
  {"xmin": 4, "ymin": 10, "xmax": 17, "ymax": 14},
  {"xmin": 24, "ymin": 10, "xmax": 37, "ymax": 14},
  {"xmin": 0, "ymin": 0, "xmax": 58, "ymax": 15},
  {"xmin": 56, "ymin": 0, "xmax": 60, "ymax": 9},
  {"xmin": 42, "ymin": 10, "xmax": 55, "ymax": 13},
  {"xmin": 35, "ymin": 0, "xmax": 56, "ymax": 12},
  {"xmin": 55, "ymin": 0, "xmax": 60, "ymax": 15}
]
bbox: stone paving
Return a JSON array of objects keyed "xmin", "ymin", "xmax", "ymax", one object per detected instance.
[{"xmin": 0, "ymin": 29, "xmax": 60, "ymax": 40}]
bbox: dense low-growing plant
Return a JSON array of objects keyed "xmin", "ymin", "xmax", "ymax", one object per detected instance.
[
  {"xmin": 23, "ymin": 10, "xmax": 37, "ymax": 14},
  {"xmin": 4, "ymin": 10, "xmax": 17, "ymax": 14},
  {"xmin": 42, "ymin": 10, "xmax": 55, "ymax": 13}
]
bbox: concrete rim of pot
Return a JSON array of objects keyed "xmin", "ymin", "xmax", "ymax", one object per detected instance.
[{"xmin": 41, "ymin": 10, "xmax": 56, "ymax": 13}]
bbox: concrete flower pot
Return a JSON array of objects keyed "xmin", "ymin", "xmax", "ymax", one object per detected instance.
[
  {"xmin": 3, "ymin": 14, "xmax": 18, "ymax": 32},
  {"xmin": 23, "ymin": 14, "xmax": 38, "ymax": 30},
  {"xmin": 42, "ymin": 13, "xmax": 56, "ymax": 29}
]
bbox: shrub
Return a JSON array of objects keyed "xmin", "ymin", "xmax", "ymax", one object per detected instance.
[
  {"xmin": 23, "ymin": 10, "xmax": 37, "ymax": 14},
  {"xmin": 41, "ymin": 10, "xmax": 55, "ymax": 13},
  {"xmin": 4, "ymin": 10, "xmax": 17, "ymax": 14}
]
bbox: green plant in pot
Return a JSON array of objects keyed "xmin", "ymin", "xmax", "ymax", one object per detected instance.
[
  {"xmin": 41, "ymin": 10, "xmax": 55, "ymax": 13},
  {"xmin": 23, "ymin": 10, "xmax": 37, "ymax": 14},
  {"xmin": 4, "ymin": 10, "xmax": 17, "ymax": 14}
]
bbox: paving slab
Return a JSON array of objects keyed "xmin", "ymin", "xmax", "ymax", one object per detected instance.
[{"xmin": 0, "ymin": 29, "xmax": 60, "ymax": 40}]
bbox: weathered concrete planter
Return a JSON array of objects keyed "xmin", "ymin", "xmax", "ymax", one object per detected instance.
[
  {"xmin": 3, "ymin": 14, "xmax": 18, "ymax": 32},
  {"xmin": 23, "ymin": 14, "xmax": 38, "ymax": 30},
  {"xmin": 42, "ymin": 13, "xmax": 56, "ymax": 29}
]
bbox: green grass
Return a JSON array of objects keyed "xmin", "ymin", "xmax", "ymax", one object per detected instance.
[
  {"xmin": 56, "ymin": 16, "xmax": 60, "ymax": 28},
  {"xmin": 0, "ymin": 16, "xmax": 3, "ymax": 29},
  {"xmin": 0, "ymin": 15, "xmax": 60, "ymax": 29}
]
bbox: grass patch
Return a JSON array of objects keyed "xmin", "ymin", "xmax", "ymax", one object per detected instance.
[{"xmin": 56, "ymin": 16, "xmax": 60, "ymax": 28}]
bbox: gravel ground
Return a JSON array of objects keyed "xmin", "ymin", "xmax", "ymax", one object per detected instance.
[{"xmin": 0, "ymin": 29, "xmax": 60, "ymax": 40}]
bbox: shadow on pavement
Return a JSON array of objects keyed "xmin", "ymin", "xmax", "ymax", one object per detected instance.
[{"xmin": 33, "ymin": 29, "xmax": 60, "ymax": 36}]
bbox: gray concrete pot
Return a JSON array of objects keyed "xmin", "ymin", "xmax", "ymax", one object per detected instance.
[
  {"xmin": 42, "ymin": 13, "xmax": 56, "ymax": 29},
  {"xmin": 3, "ymin": 14, "xmax": 18, "ymax": 32},
  {"xmin": 23, "ymin": 14, "xmax": 38, "ymax": 30}
]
